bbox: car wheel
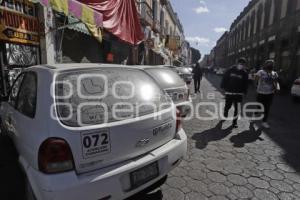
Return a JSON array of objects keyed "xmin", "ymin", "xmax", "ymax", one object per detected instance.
[
  {"xmin": 25, "ymin": 176, "xmax": 37, "ymax": 200},
  {"xmin": 0, "ymin": 118, "xmax": 5, "ymax": 136}
]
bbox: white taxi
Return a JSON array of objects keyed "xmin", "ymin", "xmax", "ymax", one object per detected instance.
[
  {"xmin": 136, "ymin": 66, "xmax": 192, "ymax": 118},
  {"xmin": 0, "ymin": 64, "xmax": 187, "ymax": 200}
]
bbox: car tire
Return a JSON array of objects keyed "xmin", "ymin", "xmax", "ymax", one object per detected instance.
[
  {"xmin": 0, "ymin": 118, "xmax": 5, "ymax": 136},
  {"xmin": 292, "ymin": 96, "xmax": 300, "ymax": 103}
]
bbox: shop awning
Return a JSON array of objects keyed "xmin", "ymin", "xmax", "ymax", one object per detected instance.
[
  {"xmin": 78, "ymin": 0, "xmax": 144, "ymax": 45},
  {"xmin": 32, "ymin": 0, "xmax": 103, "ymax": 41}
]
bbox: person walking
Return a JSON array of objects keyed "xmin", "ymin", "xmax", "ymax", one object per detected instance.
[
  {"xmin": 221, "ymin": 58, "xmax": 249, "ymax": 128},
  {"xmin": 193, "ymin": 63, "xmax": 203, "ymax": 93},
  {"xmin": 255, "ymin": 60, "xmax": 279, "ymax": 129}
]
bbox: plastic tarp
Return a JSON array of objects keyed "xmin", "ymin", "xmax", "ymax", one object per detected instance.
[
  {"xmin": 78, "ymin": 0, "xmax": 144, "ymax": 45},
  {"xmin": 33, "ymin": 0, "xmax": 103, "ymax": 41}
]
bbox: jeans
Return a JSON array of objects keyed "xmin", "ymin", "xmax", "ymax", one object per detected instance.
[
  {"xmin": 224, "ymin": 94, "xmax": 243, "ymax": 124},
  {"xmin": 194, "ymin": 78, "xmax": 201, "ymax": 92},
  {"xmin": 257, "ymin": 93, "xmax": 274, "ymax": 122}
]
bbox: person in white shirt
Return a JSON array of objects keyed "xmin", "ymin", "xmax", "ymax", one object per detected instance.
[{"xmin": 255, "ymin": 60, "xmax": 279, "ymax": 129}]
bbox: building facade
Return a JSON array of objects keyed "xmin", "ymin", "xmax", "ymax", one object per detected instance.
[
  {"xmin": 225, "ymin": 0, "xmax": 300, "ymax": 87},
  {"xmin": 136, "ymin": 0, "xmax": 187, "ymax": 66},
  {"xmin": 215, "ymin": 32, "xmax": 229, "ymax": 68}
]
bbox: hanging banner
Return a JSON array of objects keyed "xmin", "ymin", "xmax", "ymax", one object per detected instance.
[
  {"xmin": 78, "ymin": 0, "xmax": 144, "ymax": 45},
  {"xmin": 0, "ymin": 0, "xmax": 40, "ymax": 45}
]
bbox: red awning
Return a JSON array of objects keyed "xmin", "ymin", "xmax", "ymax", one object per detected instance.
[{"xmin": 78, "ymin": 0, "xmax": 144, "ymax": 45}]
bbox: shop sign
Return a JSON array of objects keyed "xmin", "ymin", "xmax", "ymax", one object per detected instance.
[
  {"xmin": 0, "ymin": 0, "xmax": 39, "ymax": 45},
  {"xmin": 165, "ymin": 35, "xmax": 181, "ymax": 51}
]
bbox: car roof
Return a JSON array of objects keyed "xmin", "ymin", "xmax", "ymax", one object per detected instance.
[
  {"xmin": 132, "ymin": 65, "xmax": 174, "ymax": 70},
  {"xmin": 27, "ymin": 63, "xmax": 142, "ymax": 72}
]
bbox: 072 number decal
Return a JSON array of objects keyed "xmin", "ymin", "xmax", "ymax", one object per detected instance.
[
  {"xmin": 83, "ymin": 133, "xmax": 108, "ymax": 148},
  {"xmin": 81, "ymin": 131, "xmax": 111, "ymax": 158}
]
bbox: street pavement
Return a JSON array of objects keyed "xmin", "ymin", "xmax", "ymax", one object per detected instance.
[
  {"xmin": 135, "ymin": 74, "xmax": 300, "ymax": 200},
  {"xmin": 1, "ymin": 74, "xmax": 300, "ymax": 200}
]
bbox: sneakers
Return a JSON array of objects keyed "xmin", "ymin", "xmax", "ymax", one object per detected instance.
[
  {"xmin": 232, "ymin": 121, "xmax": 238, "ymax": 128},
  {"xmin": 261, "ymin": 122, "xmax": 270, "ymax": 129}
]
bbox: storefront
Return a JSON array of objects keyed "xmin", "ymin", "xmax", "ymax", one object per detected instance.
[
  {"xmin": 0, "ymin": 0, "xmax": 41, "ymax": 96},
  {"xmin": 34, "ymin": 0, "xmax": 143, "ymax": 65},
  {"xmin": 0, "ymin": 0, "xmax": 144, "ymax": 96}
]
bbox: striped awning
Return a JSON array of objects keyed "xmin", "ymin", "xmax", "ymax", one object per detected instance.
[
  {"xmin": 67, "ymin": 16, "xmax": 90, "ymax": 35},
  {"xmin": 32, "ymin": 0, "xmax": 103, "ymax": 42}
]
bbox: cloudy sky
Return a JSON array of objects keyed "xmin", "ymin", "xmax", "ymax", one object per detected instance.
[{"xmin": 172, "ymin": 0, "xmax": 250, "ymax": 56}]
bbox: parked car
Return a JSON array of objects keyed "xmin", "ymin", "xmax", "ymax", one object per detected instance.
[
  {"xmin": 136, "ymin": 66, "xmax": 192, "ymax": 117},
  {"xmin": 162, "ymin": 66, "xmax": 193, "ymax": 85},
  {"xmin": 216, "ymin": 68, "xmax": 226, "ymax": 76},
  {"xmin": 0, "ymin": 64, "xmax": 187, "ymax": 200},
  {"xmin": 186, "ymin": 66, "xmax": 193, "ymax": 73},
  {"xmin": 176, "ymin": 67, "xmax": 193, "ymax": 84},
  {"xmin": 291, "ymin": 77, "xmax": 300, "ymax": 101}
]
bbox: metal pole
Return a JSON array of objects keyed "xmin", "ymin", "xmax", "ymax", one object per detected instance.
[{"xmin": 0, "ymin": 52, "xmax": 7, "ymax": 96}]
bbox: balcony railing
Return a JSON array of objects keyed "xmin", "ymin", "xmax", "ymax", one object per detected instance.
[
  {"xmin": 153, "ymin": 20, "xmax": 161, "ymax": 33},
  {"xmin": 161, "ymin": 27, "xmax": 168, "ymax": 37},
  {"xmin": 160, "ymin": 0, "xmax": 168, "ymax": 6},
  {"xmin": 137, "ymin": 1, "xmax": 153, "ymax": 26}
]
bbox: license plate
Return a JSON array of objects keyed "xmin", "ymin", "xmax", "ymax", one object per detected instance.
[
  {"xmin": 81, "ymin": 130, "xmax": 111, "ymax": 159},
  {"xmin": 130, "ymin": 162, "xmax": 159, "ymax": 189}
]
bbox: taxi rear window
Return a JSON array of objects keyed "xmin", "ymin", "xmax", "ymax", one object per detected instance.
[{"xmin": 55, "ymin": 68, "xmax": 171, "ymax": 127}]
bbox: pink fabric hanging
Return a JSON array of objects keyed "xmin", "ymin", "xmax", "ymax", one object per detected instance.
[{"xmin": 78, "ymin": 0, "xmax": 144, "ymax": 45}]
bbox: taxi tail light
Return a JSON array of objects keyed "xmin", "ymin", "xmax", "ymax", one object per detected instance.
[
  {"xmin": 176, "ymin": 109, "xmax": 182, "ymax": 133},
  {"xmin": 294, "ymin": 80, "xmax": 300, "ymax": 85},
  {"xmin": 38, "ymin": 138, "xmax": 74, "ymax": 174}
]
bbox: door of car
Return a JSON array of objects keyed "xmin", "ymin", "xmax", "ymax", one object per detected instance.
[
  {"xmin": 3, "ymin": 72, "xmax": 37, "ymax": 155},
  {"xmin": 1, "ymin": 72, "xmax": 25, "ymax": 136}
]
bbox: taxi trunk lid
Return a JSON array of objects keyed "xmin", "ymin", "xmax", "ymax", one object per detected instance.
[{"xmin": 72, "ymin": 110, "xmax": 175, "ymax": 174}]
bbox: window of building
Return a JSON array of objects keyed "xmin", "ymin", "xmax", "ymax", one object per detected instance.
[
  {"xmin": 280, "ymin": 0, "xmax": 288, "ymax": 19},
  {"xmin": 160, "ymin": 10, "xmax": 164, "ymax": 25},
  {"xmin": 238, "ymin": 25, "xmax": 242, "ymax": 42},
  {"xmin": 297, "ymin": 0, "xmax": 300, "ymax": 10},
  {"xmin": 256, "ymin": 4, "xmax": 263, "ymax": 33},
  {"xmin": 287, "ymin": 0, "xmax": 297, "ymax": 14},
  {"xmin": 246, "ymin": 17, "xmax": 250, "ymax": 39},
  {"xmin": 264, "ymin": 0, "xmax": 272, "ymax": 28},
  {"xmin": 153, "ymin": 0, "xmax": 158, "ymax": 20},
  {"xmin": 250, "ymin": 11, "xmax": 255, "ymax": 36},
  {"xmin": 165, "ymin": 21, "xmax": 169, "ymax": 35},
  {"xmin": 274, "ymin": 0, "xmax": 283, "ymax": 22},
  {"xmin": 269, "ymin": 0, "xmax": 275, "ymax": 25},
  {"xmin": 241, "ymin": 22, "xmax": 245, "ymax": 41}
]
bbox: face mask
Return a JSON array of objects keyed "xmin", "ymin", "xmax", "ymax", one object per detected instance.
[{"xmin": 237, "ymin": 64, "xmax": 244, "ymax": 70}]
